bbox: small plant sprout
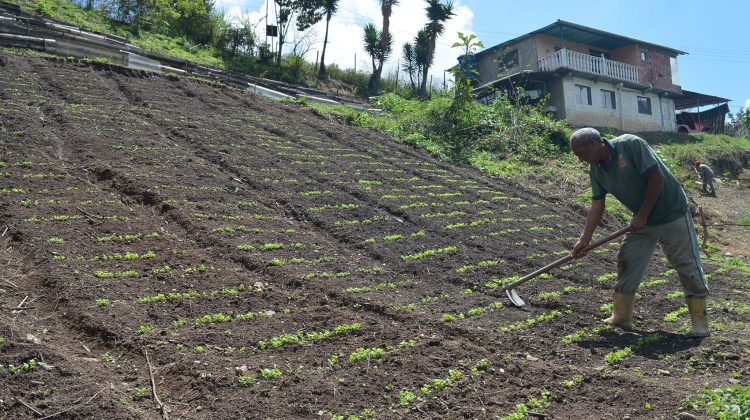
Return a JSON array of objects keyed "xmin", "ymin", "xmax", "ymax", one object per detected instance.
[
  {"xmin": 604, "ymin": 347, "xmax": 632, "ymax": 365},
  {"xmin": 137, "ymin": 324, "xmax": 154, "ymax": 334},
  {"xmin": 48, "ymin": 236, "xmax": 64, "ymax": 244},
  {"xmin": 399, "ymin": 390, "xmax": 417, "ymax": 407},
  {"xmin": 238, "ymin": 375, "xmax": 256, "ymax": 386},
  {"xmin": 99, "ymin": 352, "xmax": 116, "ymax": 363},
  {"xmin": 259, "ymin": 367, "xmax": 283, "ymax": 379},
  {"xmin": 469, "ymin": 359, "xmax": 487, "ymax": 375},
  {"xmin": 133, "ymin": 387, "xmax": 148, "ymax": 400}
]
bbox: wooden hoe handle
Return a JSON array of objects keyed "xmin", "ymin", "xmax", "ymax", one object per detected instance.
[{"xmin": 501, "ymin": 226, "xmax": 631, "ymax": 292}]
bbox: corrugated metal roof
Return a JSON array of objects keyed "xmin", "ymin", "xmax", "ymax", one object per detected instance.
[{"xmin": 673, "ymin": 90, "xmax": 730, "ymax": 110}]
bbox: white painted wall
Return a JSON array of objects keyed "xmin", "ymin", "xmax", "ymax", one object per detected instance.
[{"xmin": 560, "ymin": 76, "xmax": 674, "ymax": 131}]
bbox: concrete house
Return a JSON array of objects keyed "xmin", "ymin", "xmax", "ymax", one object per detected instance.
[{"xmin": 470, "ymin": 20, "xmax": 728, "ymax": 132}]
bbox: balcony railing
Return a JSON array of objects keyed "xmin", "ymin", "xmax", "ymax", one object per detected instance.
[{"xmin": 538, "ymin": 48, "xmax": 640, "ymax": 84}]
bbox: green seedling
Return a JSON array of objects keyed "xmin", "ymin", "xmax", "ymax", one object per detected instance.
[
  {"xmin": 401, "ymin": 246, "xmax": 457, "ymax": 261},
  {"xmin": 604, "ymin": 347, "xmax": 632, "ymax": 364},
  {"xmin": 259, "ymin": 368, "xmax": 282, "ymax": 379},
  {"xmin": 136, "ymin": 324, "xmax": 153, "ymax": 334}
]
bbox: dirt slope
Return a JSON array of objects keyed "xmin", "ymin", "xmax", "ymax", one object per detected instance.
[{"xmin": 1, "ymin": 53, "xmax": 748, "ymax": 419}]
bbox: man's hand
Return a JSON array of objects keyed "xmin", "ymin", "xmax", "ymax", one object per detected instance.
[
  {"xmin": 630, "ymin": 213, "xmax": 647, "ymax": 232},
  {"xmin": 572, "ymin": 239, "xmax": 590, "ymax": 259}
]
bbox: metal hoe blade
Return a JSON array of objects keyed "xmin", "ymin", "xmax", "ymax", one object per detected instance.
[{"xmin": 506, "ymin": 288, "xmax": 525, "ymax": 307}]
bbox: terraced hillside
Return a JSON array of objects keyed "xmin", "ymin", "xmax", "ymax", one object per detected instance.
[{"xmin": 1, "ymin": 52, "xmax": 748, "ymax": 419}]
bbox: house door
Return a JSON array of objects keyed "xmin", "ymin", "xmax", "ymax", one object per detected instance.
[{"xmin": 660, "ymin": 100, "xmax": 675, "ymax": 131}]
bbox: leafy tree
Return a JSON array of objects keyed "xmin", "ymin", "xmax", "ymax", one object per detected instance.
[
  {"xmin": 170, "ymin": 0, "xmax": 222, "ymax": 45},
  {"xmin": 97, "ymin": 0, "xmax": 222, "ymax": 45},
  {"xmin": 317, "ymin": 0, "xmax": 339, "ymax": 77},
  {"xmin": 414, "ymin": 29, "xmax": 430, "ymax": 95},
  {"xmin": 273, "ymin": 0, "xmax": 325, "ymax": 65},
  {"xmin": 401, "ymin": 30, "xmax": 429, "ymax": 97},
  {"xmin": 401, "ymin": 42, "xmax": 417, "ymax": 93},
  {"xmin": 363, "ymin": 23, "xmax": 393, "ymax": 92},
  {"xmin": 444, "ymin": 32, "xmax": 482, "ymax": 160},
  {"xmin": 216, "ymin": 16, "xmax": 256, "ymax": 59},
  {"xmin": 419, "ymin": 0, "xmax": 454, "ymax": 98},
  {"xmin": 369, "ymin": 0, "xmax": 398, "ymax": 91}
]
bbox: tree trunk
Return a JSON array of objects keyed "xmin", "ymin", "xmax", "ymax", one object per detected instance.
[
  {"xmin": 420, "ymin": 38, "xmax": 436, "ymax": 98},
  {"xmin": 367, "ymin": 57, "xmax": 379, "ymax": 91},
  {"xmin": 318, "ymin": 14, "xmax": 332, "ymax": 77},
  {"xmin": 371, "ymin": 1, "xmax": 392, "ymax": 93}
]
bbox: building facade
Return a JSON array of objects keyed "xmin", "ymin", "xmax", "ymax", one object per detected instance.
[{"xmin": 470, "ymin": 20, "xmax": 726, "ymax": 132}]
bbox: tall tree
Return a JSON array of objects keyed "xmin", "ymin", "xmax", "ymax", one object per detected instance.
[
  {"xmin": 317, "ymin": 0, "xmax": 339, "ymax": 77},
  {"xmin": 419, "ymin": 0, "xmax": 454, "ymax": 97},
  {"xmin": 363, "ymin": 23, "xmax": 392, "ymax": 92},
  {"xmin": 273, "ymin": 0, "xmax": 325, "ymax": 66},
  {"xmin": 369, "ymin": 0, "xmax": 398, "ymax": 91},
  {"xmin": 414, "ymin": 29, "xmax": 430, "ymax": 95},
  {"xmin": 401, "ymin": 42, "xmax": 417, "ymax": 93}
]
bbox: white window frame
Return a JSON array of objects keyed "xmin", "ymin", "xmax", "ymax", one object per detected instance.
[
  {"xmin": 601, "ymin": 89, "xmax": 616, "ymax": 109},
  {"xmin": 575, "ymin": 84, "xmax": 592, "ymax": 105}
]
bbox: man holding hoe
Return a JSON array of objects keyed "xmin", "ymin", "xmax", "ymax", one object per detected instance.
[{"xmin": 570, "ymin": 128, "xmax": 709, "ymax": 337}]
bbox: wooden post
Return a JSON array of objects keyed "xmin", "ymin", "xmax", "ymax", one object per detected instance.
[{"xmin": 699, "ymin": 206, "xmax": 708, "ymax": 255}]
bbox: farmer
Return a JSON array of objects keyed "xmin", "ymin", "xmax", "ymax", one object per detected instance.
[
  {"xmin": 694, "ymin": 160, "xmax": 716, "ymax": 197},
  {"xmin": 569, "ymin": 128, "xmax": 709, "ymax": 337}
]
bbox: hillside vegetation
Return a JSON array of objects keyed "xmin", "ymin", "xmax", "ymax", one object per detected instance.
[{"xmin": 1, "ymin": 49, "xmax": 750, "ymax": 419}]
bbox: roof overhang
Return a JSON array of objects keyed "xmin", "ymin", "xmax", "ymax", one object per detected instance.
[
  {"xmin": 477, "ymin": 20, "xmax": 687, "ymax": 59},
  {"xmin": 673, "ymin": 90, "xmax": 730, "ymax": 110},
  {"xmin": 473, "ymin": 69, "xmax": 651, "ymax": 96}
]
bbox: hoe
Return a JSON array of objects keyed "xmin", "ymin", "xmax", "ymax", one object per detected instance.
[{"xmin": 502, "ymin": 226, "xmax": 631, "ymax": 307}]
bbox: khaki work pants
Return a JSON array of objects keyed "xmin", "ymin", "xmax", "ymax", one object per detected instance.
[{"xmin": 615, "ymin": 212, "xmax": 709, "ymax": 298}]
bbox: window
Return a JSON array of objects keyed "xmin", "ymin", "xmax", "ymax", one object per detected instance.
[
  {"xmin": 637, "ymin": 96, "xmax": 652, "ymax": 114},
  {"xmin": 640, "ymin": 50, "xmax": 649, "ymax": 61},
  {"xmin": 498, "ymin": 50, "xmax": 519, "ymax": 70},
  {"xmin": 601, "ymin": 89, "xmax": 616, "ymax": 109},
  {"xmin": 575, "ymin": 84, "xmax": 592, "ymax": 105},
  {"xmin": 589, "ymin": 49, "xmax": 610, "ymax": 59}
]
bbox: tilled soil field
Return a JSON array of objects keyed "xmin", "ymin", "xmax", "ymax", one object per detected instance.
[{"xmin": 1, "ymin": 52, "xmax": 748, "ymax": 419}]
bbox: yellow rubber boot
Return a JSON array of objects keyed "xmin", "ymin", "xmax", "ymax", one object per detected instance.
[
  {"xmin": 686, "ymin": 298, "xmax": 710, "ymax": 337},
  {"xmin": 602, "ymin": 292, "xmax": 634, "ymax": 330}
]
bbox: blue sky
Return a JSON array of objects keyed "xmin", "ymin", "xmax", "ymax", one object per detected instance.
[{"xmin": 217, "ymin": 0, "xmax": 749, "ymax": 115}]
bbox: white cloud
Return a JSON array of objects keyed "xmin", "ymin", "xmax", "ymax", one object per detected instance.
[
  {"xmin": 745, "ymin": 99, "xmax": 750, "ymax": 111},
  {"xmin": 216, "ymin": 0, "xmax": 475, "ymax": 87}
]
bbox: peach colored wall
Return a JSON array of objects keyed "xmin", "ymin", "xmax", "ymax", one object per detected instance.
[
  {"xmin": 636, "ymin": 45, "xmax": 681, "ymax": 93},
  {"xmin": 534, "ymin": 34, "xmax": 618, "ymax": 60},
  {"xmin": 610, "ymin": 44, "xmax": 639, "ymax": 65},
  {"xmin": 534, "ymin": 33, "xmax": 682, "ymax": 94}
]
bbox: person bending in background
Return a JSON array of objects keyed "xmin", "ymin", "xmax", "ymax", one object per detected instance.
[
  {"xmin": 569, "ymin": 128, "xmax": 709, "ymax": 337},
  {"xmin": 694, "ymin": 160, "xmax": 716, "ymax": 197}
]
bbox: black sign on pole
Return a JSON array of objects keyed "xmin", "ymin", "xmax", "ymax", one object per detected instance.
[{"xmin": 266, "ymin": 25, "xmax": 278, "ymax": 37}]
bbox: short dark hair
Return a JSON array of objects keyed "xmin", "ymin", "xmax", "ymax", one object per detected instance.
[{"xmin": 570, "ymin": 127, "xmax": 602, "ymax": 147}]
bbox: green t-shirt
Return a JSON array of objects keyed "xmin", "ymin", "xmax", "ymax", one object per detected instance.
[{"xmin": 590, "ymin": 134, "xmax": 687, "ymax": 226}]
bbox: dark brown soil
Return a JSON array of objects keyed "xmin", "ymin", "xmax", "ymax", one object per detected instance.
[{"xmin": 1, "ymin": 52, "xmax": 748, "ymax": 419}]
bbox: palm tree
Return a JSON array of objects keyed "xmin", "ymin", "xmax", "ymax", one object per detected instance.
[
  {"xmin": 317, "ymin": 0, "xmax": 339, "ymax": 77},
  {"xmin": 414, "ymin": 29, "xmax": 430, "ymax": 95},
  {"xmin": 364, "ymin": 23, "xmax": 393, "ymax": 92},
  {"xmin": 363, "ymin": 23, "xmax": 381, "ymax": 77},
  {"xmin": 401, "ymin": 42, "xmax": 417, "ymax": 93},
  {"xmin": 420, "ymin": 0, "xmax": 454, "ymax": 97},
  {"xmin": 371, "ymin": 0, "xmax": 398, "ymax": 90}
]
